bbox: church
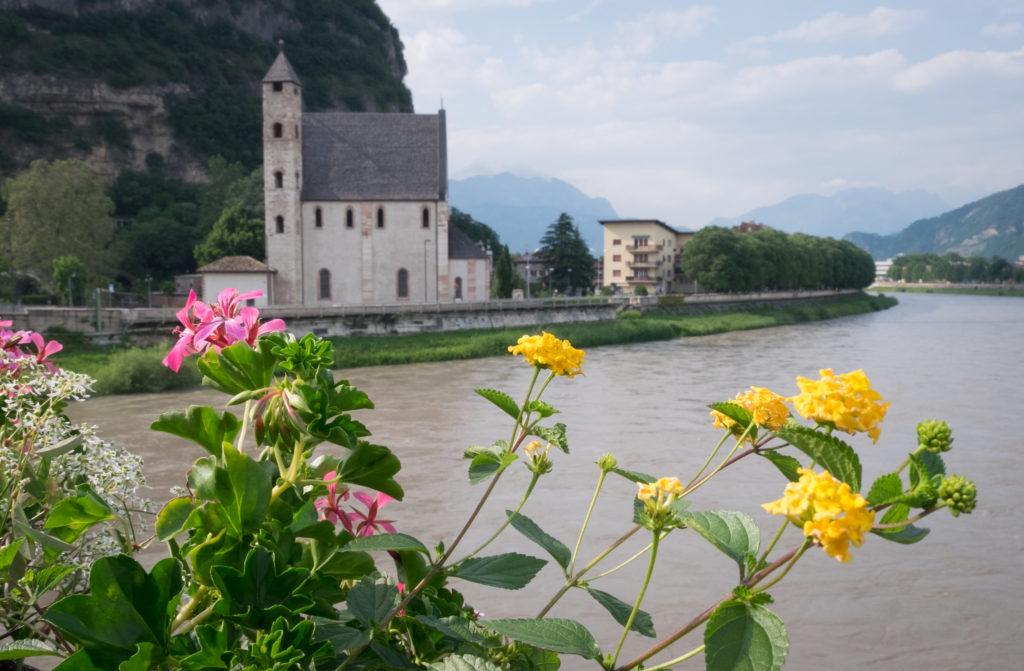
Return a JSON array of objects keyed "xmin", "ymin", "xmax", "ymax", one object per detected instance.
[{"xmin": 260, "ymin": 48, "xmax": 490, "ymax": 306}]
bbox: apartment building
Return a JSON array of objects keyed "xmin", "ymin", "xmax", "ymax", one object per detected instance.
[{"xmin": 600, "ymin": 219, "xmax": 695, "ymax": 294}]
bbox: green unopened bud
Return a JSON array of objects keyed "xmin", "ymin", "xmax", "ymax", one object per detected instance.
[
  {"xmin": 938, "ymin": 475, "xmax": 977, "ymax": 517},
  {"xmin": 596, "ymin": 453, "xmax": 618, "ymax": 471},
  {"xmin": 917, "ymin": 419, "xmax": 953, "ymax": 453}
]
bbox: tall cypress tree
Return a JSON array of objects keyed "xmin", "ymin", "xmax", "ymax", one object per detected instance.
[
  {"xmin": 492, "ymin": 245, "xmax": 514, "ymax": 298},
  {"xmin": 537, "ymin": 213, "xmax": 595, "ymax": 294}
]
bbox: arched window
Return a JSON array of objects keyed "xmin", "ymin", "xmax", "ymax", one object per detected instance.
[
  {"xmin": 314, "ymin": 207, "xmax": 323, "ymax": 228},
  {"xmin": 294, "ymin": 124, "xmax": 300, "ymax": 139},
  {"xmin": 274, "ymin": 171, "xmax": 283, "ymax": 189},
  {"xmin": 421, "ymin": 207, "xmax": 430, "ymax": 229},
  {"xmin": 318, "ymin": 269, "xmax": 331, "ymax": 300},
  {"xmin": 275, "ymin": 216, "xmax": 284, "ymax": 234},
  {"xmin": 272, "ymin": 122, "xmax": 283, "ymax": 138},
  {"xmin": 454, "ymin": 277, "xmax": 463, "ymax": 300},
  {"xmin": 376, "ymin": 207, "xmax": 385, "ymax": 229},
  {"xmin": 397, "ymin": 269, "xmax": 409, "ymax": 299},
  {"xmin": 345, "ymin": 209, "xmax": 354, "ymax": 229}
]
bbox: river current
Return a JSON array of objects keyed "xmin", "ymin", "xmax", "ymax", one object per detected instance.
[{"xmin": 69, "ymin": 293, "xmax": 1024, "ymax": 670}]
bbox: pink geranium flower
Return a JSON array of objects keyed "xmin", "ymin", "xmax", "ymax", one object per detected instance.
[
  {"xmin": 26, "ymin": 332, "xmax": 63, "ymax": 371},
  {"xmin": 350, "ymin": 492, "xmax": 397, "ymax": 537},
  {"xmin": 314, "ymin": 470, "xmax": 353, "ymax": 530}
]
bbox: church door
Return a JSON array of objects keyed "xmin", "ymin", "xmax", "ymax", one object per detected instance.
[{"xmin": 454, "ymin": 277, "xmax": 463, "ymax": 301}]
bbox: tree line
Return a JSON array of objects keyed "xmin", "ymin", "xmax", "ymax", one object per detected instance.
[
  {"xmin": 679, "ymin": 226, "xmax": 876, "ymax": 292},
  {"xmin": 886, "ymin": 253, "xmax": 1024, "ymax": 283}
]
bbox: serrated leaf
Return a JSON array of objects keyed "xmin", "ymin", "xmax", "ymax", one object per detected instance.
[
  {"xmin": 475, "ymin": 388, "xmax": 520, "ymax": 420},
  {"xmin": 506, "ymin": 511, "xmax": 572, "ymax": 569},
  {"xmin": 527, "ymin": 400, "xmax": 558, "ymax": 418},
  {"xmin": 467, "ymin": 445, "xmax": 516, "ymax": 485},
  {"xmin": 338, "ymin": 442, "xmax": 404, "ymax": 500},
  {"xmin": 346, "ymin": 574, "xmax": 400, "ymax": 627},
  {"xmin": 484, "ymin": 618, "xmax": 601, "ymax": 659},
  {"xmin": 150, "ymin": 405, "xmax": 240, "ymax": 457},
  {"xmin": 872, "ymin": 503, "xmax": 930, "ymax": 544},
  {"xmin": 680, "ymin": 511, "xmax": 760, "ymax": 581},
  {"xmin": 704, "ymin": 600, "xmax": 788, "ymax": 671},
  {"xmin": 415, "ymin": 615, "xmax": 489, "ymax": 645},
  {"xmin": 452, "ymin": 553, "xmax": 547, "ymax": 590},
  {"xmin": 197, "ymin": 339, "xmax": 278, "ymax": 395},
  {"xmin": 0, "ymin": 539, "xmax": 25, "ymax": 573},
  {"xmin": 155, "ymin": 497, "xmax": 195, "ymax": 541},
  {"xmin": 608, "ymin": 467, "xmax": 656, "ymax": 484},
  {"xmin": 586, "ymin": 588, "xmax": 656, "ymax": 637},
  {"xmin": 0, "ymin": 639, "xmax": 62, "ymax": 660},
  {"xmin": 311, "ymin": 617, "xmax": 370, "ymax": 652},
  {"xmin": 709, "ymin": 402, "xmax": 754, "ymax": 429},
  {"xmin": 344, "ymin": 533, "xmax": 428, "ymax": 554},
  {"xmin": 758, "ymin": 452, "xmax": 801, "ymax": 482},
  {"xmin": 44, "ymin": 486, "xmax": 116, "ymax": 542},
  {"xmin": 429, "ymin": 654, "xmax": 503, "ymax": 671},
  {"xmin": 775, "ymin": 425, "xmax": 862, "ymax": 491},
  {"xmin": 867, "ymin": 473, "xmax": 903, "ymax": 506},
  {"xmin": 531, "ymin": 423, "xmax": 568, "ymax": 453},
  {"xmin": 916, "ymin": 451, "xmax": 946, "ymax": 478}
]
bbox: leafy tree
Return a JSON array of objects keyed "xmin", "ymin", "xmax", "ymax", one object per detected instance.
[
  {"xmin": 450, "ymin": 207, "xmax": 501, "ymax": 254},
  {"xmin": 121, "ymin": 217, "xmax": 198, "ymax": 284},
  {"xmin": 52, "ymin": 255, "xmax": 86, "ymax": 306},
  {"xmin": 538, "ymin": 213, "xmax": 595, "ymax": 294},
  {"xmin": 194, "ymin": 202, "xmax": 265, "ymax": 266},
  {"xmin": 492, "ymin": 245, "xmax": 514, "ymax": 299},
  {"xmin": 0, "ymin": 159, "xmax": 114, "ymax": 287},
  {"xmin": 198, "ymin": 157, "xmax": 261, "ymax": 234}
]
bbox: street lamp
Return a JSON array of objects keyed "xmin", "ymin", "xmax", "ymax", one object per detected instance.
[
  {"xmin": 145, "ymin": 275, "xmax": 152, "ymax": 308},
  {"xmin": 67, "ymin": 272, "xmax": 77, "ymax": 307}
]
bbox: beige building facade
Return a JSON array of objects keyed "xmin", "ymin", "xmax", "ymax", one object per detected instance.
[
  {"xmin": 261, "ymin": 49, "xmax": 488, "ymax": 306},
  {"xmin": 601, "ymin": 219, "xmax": 695, "ymax": 294}
]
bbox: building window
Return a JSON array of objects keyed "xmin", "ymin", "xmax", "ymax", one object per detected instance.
[
  {"xmin": 274, "ymin": 171, "xmax": 283, "ymax": 189},
  {"xmin": 346, "ymin": 208, "xmax": 354, "ymax": 229},
  {"xmin": 295, "ymin": 124, "xmax": 300, "ymax": 139},
  {"xmin": 635, "ymin": 254, "xmax": 648, "ymax": 263},
  {"xmin": 275, "ymin": 216, "xmax": 284, "ymax": 234},
  {"xmin": 613, "ymin": 239, "xmax": 621, "ymax": 246},
  {"xmin": 397, "ymin": 268, "xmax": 409, "ymax": 299},
  {"xmin": 318, "ymin": 269, "xmax": 331, "ymax": 299},
  {"xmin": 314, "ymin": 207, "xmax": 323, "ymax": 228},
  {"xmin": 612, "ymin": 254, "xmax": 621, "ymax": 262},
  {"xmin": 422, "ymin": 207, "xmax": 430, "ymax": 229},
  {"xmin": 376, "ymin": 207, "xmax": 385, "ymax": 229},
  {"xmin": 613, "ymin": 269, "xmax": 621, "ymax": 277},
  {"xmin": 273, "ymin": 122, "xmax": 283, "ymax": 138},
  {"xmin": 633, "ymin": 236, "xmax": 649, "ymax": 248},
  {"xmin": 454, "ymin": 277, "xmax": 463, "ymax": 300},
  {"xmin": 273, "ymin": 81, "xmax": 283, "ymax": 92}
]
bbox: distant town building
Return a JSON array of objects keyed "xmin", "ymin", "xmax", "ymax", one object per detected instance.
[
  {"xmin": 197, "ymin": 256, "xmax": 275, "ymax": 307},
  {"xmin": 600, "ymin": 219, "xmax": 695, "ymax": 294},
  {"xmin": 734, "ymin": 221, "xmax": 765, "ymax": 233},
  {"xmin": 512, "ymin": 252, "xmax": 550, "ymax": 288},
  {"xmin": 256, "ymin": 46, "xmax": 489, "ymax": 306},
  {"xmin": 875, "ymin": 259, "xmax": 894, "ymax": 282}
]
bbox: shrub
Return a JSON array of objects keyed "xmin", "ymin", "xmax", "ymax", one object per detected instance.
[{"xmin": 90, "ymin": 344, "xmax": 201, "ymax": 394}]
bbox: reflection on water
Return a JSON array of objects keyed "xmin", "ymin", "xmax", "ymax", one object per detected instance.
[{"xmin": 69, "ymin": 293, "xmax": 1024, "ymax": 670}]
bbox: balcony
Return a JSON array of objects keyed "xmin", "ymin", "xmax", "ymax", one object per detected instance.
[
  {"xmin": 625, "ymin": 243, "xmax": 663, "ymax": 253},
  {"xmin": 628, "ymin": 261, "xmax": 658, "ymax": 270},
  {"xmin": 625, "ymin": 275, "xmax": 656, "ymax": 284}
]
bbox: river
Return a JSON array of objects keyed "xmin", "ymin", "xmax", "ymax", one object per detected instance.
[{"xmin": 68, "ymin": 293, "xmax": 1024, "ymax": 670}]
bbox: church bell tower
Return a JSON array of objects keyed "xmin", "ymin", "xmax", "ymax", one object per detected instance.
[{"xmin": 262, "ymin": 43, "xmax": 304, "ymax": 305}]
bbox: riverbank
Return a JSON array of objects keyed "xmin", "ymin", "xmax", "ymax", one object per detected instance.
[
  {"xmin": 54, "ymin": 292, "xmax": 895, "ymax": 394},
  {"xmin": 871, "ymin": 283, "xmax": 1024, "ymax": 297}
]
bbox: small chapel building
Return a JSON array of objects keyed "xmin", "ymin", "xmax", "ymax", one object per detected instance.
[{"xmin": 260, "ymin": 48, "xmax": 490, "ymax": 306}]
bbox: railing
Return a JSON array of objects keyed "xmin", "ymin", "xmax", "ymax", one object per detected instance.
[
  {"xmin": 625, "ymin": 243, "xmax": 663, "ymax": 253},
  {"xmin": 625, "ymin": 276, "xmax": 656, "ymax": 284},
  {"xmin": 627, "ymin": 261, "xmax": 658, "ymax": 269}
]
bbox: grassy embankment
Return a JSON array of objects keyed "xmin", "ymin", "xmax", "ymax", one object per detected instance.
[
  {"xmin": 871, "ymin": 284, "xmax": 1024, "ymax": 297},
  {"xmin": 54, "ymin": 293, "xmax": 896, "ymax": 395}
]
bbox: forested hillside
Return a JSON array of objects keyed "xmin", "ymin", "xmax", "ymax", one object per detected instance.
[{"xmin": 0, "ymin": 0, "xmax": 412, "ymax": 179}]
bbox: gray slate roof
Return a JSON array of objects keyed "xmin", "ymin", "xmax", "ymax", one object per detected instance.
[
  {"xmin": 302, "ymin": 112, "xmax": 448, "ymax": 201},
  {"xmin": 263, "ymin": 52, "xmax": 302, "ymax": 85},
  {"xmin": 198, "ymin": 256, "xmax": 274, "ymax": 273},
  {"xmin": 448, "ymin": 227, "xmax": 489, "ymax": 260}
]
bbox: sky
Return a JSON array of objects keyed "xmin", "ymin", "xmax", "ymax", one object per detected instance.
[{"xmin": 377, "ymin": 1, "xmax": 1024, "ymax": 228}]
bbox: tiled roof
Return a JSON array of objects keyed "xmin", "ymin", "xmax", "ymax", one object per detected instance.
[
  {"xmin": 197, "ymin": 256, "xmax": 274, "ymax": 273},
  {"xmin": 263, "ymin": 51, "xmax": 302, "ymax": 85},
  {"xmin": 302, "ymin": 111, "xmax": 447, "ymax": 201},
  {"xmin": 448, "ymin": 227, "xmax": 490, "ymax": 259}
]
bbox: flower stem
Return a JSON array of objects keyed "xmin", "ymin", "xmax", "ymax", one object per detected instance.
[
  {"xmin": 686, "ymin": 431, "xmax": 731, "ymax": 488},
  {"xmin": 756, "ymin": 517, "xmax": 790, "ymax": 567},
  {"xmin": 681, "ymin": 421, "xmax": 755, "ymax": 497},
  {"xmin": 610, "ymin": 532, "xmax": 661, "ymax": 667},
  {"xmin": 235, "ymin": 399, "xmax": 253, "ymax": 454},
  {"xmin": 752, "ymin": 539, "xmax": 810, "ymax": 593},
  {"xmin": 457, "ymin": 471, "xmax": 540, "ymax": 563},
  {"xmin": 643, "ymin": 644, "xmax": 706, "ymax": 671},
  {"xmin": 591, "ymin": 532, "xmax": 667, "ymax": 581},
  {"xmin": 569, "ymin": 469, "xmax": 608, "ymax": 575},
  {"xmin": 873, "ymin": 505, "xmax": 942, "ymax": 529}
]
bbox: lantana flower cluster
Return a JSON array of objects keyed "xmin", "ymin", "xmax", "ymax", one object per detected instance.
[
  {"xmin": 508, "ymin": 331, "xmax": 585, "ymax": 377},
  {"xmin": 712, "ymin": 386, "xmax": 791, "ymax": 434},
  {"xmin": 162, "ymin": 288, "xmax": 286, "ymax": 372},
  {"xmin": 792, "ymin": 368, "xmax": 890, "ymax": 442}
]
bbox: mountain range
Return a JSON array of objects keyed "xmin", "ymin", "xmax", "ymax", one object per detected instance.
[
  {"xmin": 844, "ymin": 185, "xmax": 1024, "ymax": 260},
  {"xmin": 450, "ymin": 173, "xmax": 618, "ymax": 252},
  {"xmin": 709, "ymin": 187, "xmax": 949, "ymax": 238}
]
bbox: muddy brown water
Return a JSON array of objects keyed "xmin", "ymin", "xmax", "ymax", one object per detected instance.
[{"xmin": 67, "ymin": 293, "xmax": 1024, "ymax": 670}]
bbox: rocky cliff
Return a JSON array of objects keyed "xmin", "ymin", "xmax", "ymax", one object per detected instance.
[{"xmin": 0, "ymin": 0, "xmax": 411, "ymax": 180}]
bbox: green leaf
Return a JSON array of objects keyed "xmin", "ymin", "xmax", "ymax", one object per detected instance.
[
  {"xmin": 608, "ymin": 467, "xmax": 656, "ymax": 484},
  {"xmin": 36, "ymin": 434, "xmax": 83, "ymax": 458},
  {"xmin": 867, "ymin": 473, "xmax": 903, "ymax": 506},
  {"xmin": 528, "ymin": 400, "xmax": 558, "ymax": 418},
  {"xmin": 155, "ymin": 497, "xmax": 195, "ymax": 541},
  {"xmin": 679, "ymin": 511, "xmax": 760, "ymax": 581},
  {"xmin": 484, "ymin": 618, "xmax": 601, "ymax": 659},
  {"xmin": 872, "ymin": 503, "xmax": 930, "ymax": 544},
  {"xmin": 709, "ymin": 402, "xmax": 754, "ymax": 429},
  {"xmin": 344, "ymin": 533, "xmax": 428, "ymax": 554},
  {"xmin": 586, "ymin": 588, "xmax": 656, "ymax": 637},
  {"xmin": 430, "ymin": 654, "xmax": 503, "ymax": 671},
  {"xmin": 118, "ymin": 642, "xmax": 159, "ymax": 671},
  {"xmin": 704, "ymin": 600, "xmax": 789, "ymax": 671},
  {"xmin": 903, "ymin": 454, "xmax": 939, "ymax": 507},
  {"xmin": 150, "ymin": 406, "xmax": 240, "ymax": 457},
  {"xmin": 44, "ymin": 486, "xmax": 116, "ymax": 542},
  {"xmin": 475, "ymin": 388, "xmax": 520, "ymax": 419},
  {"xmin": 466, "ymin": 444, "xmax": 516, "ymax": 485},
  {"xmin": 311, "ymin": 617, "xmax": 370, "ymax": 652},
  {"xmin": 758, "ymin": 452, "xmax": 801, "ymax": 482},
  {"xmin": 531, "ymin": 423, "xmax": 569, "ymax": 453},
  {"xmin": 211, "ymin": 546, "xmax": 312, "ymax": 627},
  {"xmin": 916, "ymin": 451, "xmax": 946, "ymax": 478},
  {"xmin": 414, "ymin": 615, "xmax": 489, "ymax": 645},
  {"xmin": 197, "ymin": 339, "xmax": 278, "ymax": 395},
  {"xmin": 0, "ymin": 538, "xmax": 25, "ymax": 573},
  {"xmin": 452, "ymin": 553, "xmax": 547, "ymax": 590},
  {"xmin": 506, "ymin": 511, "xmax": 572, "ymax": 569},
  {"xmin": 338, "ymin": 442, "xmax": 404, "ymax": 500},
  {"xmin": 775, "ymin": 425, "xmax": 862, "ymax": 491},
  {"xmin": 218, "ymin": 445, "xmax": 272, "ymax": 536},
  {"xmin": 346, "ymin": 574, "xmax": 400, "ymax": 627},
  {"xmin": 0, "ymin": 639, "xmax": 62, "ymax": 660}
]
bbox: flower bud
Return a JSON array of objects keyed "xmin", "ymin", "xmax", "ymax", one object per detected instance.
[
  {"xmin": 596, "ymin": 453, "xmax": 618, "ymax": 471},
  {"xmin": 917, "ymin": 419, "xmax": 953, "ymax": 453},
  {"xmin": 938, "ymin": 475, "xmax": 977, "ymax": 517}
]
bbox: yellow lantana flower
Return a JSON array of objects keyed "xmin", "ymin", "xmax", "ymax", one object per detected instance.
[
  {"xmin": 508, "ymin": 332, "xmax": 585, "ymax": 377},
  {"xmin": 711, "ymin": 386, "xmax": 790, "ymax": 434},
  {"xmin": 636, "ymin": 476, "xmax": 683, "ymax": 505},
  {"xmin": 791, "ymin": 368, "xmax": 889, "ymax": 442},
  {"xmin": 762, "ymin": 468, "xmax": 875, "ymax": 563}
]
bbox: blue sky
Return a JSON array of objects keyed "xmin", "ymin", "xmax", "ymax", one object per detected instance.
[{"xmin": 378, "ymin": 1, "xmax": 1024, "ymax": 228}]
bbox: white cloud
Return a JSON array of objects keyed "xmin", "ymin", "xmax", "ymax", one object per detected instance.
[
  {"xmin": 615, "ymin": 6, "xmax": 717, "ymax": 54},
  {"xmin": 894, "ymin": 47, "xmax": 1024, "ymax": 91},
  {"xmin": 981, "ymin": 21, "xmax": 1021, "ymax": 37}
]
